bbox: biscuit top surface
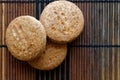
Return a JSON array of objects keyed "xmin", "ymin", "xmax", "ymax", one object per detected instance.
[
  {"xmin": 28, "ymin": 41, "xmax": 67, "ymax": 70},
  {"xmin": 40, "ymin": 1, "xmax": 84, "ymax": 43},
  {"xmin": 6, "ymin": 16, "xmax": 46, "ymax": 61}
]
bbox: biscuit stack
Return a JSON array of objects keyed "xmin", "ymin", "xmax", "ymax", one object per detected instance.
[{"xmin": 5, "ymin": 1, "xmax": 84, "ymax": 70}]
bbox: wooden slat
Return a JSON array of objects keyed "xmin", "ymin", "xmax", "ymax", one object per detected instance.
[
  {"xmin": 0, "ymin": 3, "xmax": 2, "ymax": 80},
  {"xmin": 1, "ymin": 3, "xmax": 6, "ymax": 80},
  {"xmin": 0, "ymin": 4, "xmax": 2, "ymax": 45},
  {"xmin": 0, "ymin": 48, "xmax": 1, "ymax": 80},
  {"xmin": 118, "ymin": 3, "xmax": 120, "ymax": 80}
]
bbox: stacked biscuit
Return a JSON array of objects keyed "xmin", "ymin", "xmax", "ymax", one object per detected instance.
[{"xmin": 5, "ymin": 1, "xmax": 84, "ymax": 70}]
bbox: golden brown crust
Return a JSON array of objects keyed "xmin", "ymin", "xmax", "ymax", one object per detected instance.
[
  {"xmin": 40, "ymin": 1, "xmax": 84, "ymax": 44},
  {"xmin": 28, "ymin": 40, "xmax": 67, "ymax": 70},
  {"xmin": 6, "ymin": 16, "xmax": 46, "ymax": 61}
]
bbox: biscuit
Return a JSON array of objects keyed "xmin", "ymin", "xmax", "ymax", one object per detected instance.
[
  {"xmin": 6, "ymin": 16, "xmax": 46, "ymax": 61},
  {"xmin": 28, "ymin": 40, "xmax": 67, "ymax": 70},
  {"xmin": 40, "ymin": 1, "xmax": 84, "ymax": 44}
]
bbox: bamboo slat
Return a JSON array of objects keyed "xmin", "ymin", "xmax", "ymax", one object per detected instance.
[
  {"xmin": 0, "ymin": 3, "xmax": 2, "ymax": 80},
  {"xmin": 0, "ymin": 4, "xmax": 2, "ymax": 45}
]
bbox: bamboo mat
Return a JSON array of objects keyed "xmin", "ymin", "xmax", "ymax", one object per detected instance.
[{"xmin": 0, "ymin": 0, "xmax": 120, "ymax": 80}]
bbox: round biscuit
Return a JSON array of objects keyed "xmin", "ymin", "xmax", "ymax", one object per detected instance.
[
  {"xmin": 6, "ymin": 16, "xmax": 46, "ymax": 61},
  {"xmin": 28, "ymin": 40, "xmax": 67, "ymax": 70},
  {"xmin": 40, "ymin": 1, "xmax": 84, "ymax": 44}
]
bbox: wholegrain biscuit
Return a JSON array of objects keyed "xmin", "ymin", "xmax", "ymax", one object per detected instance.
[
  {"xmin": 28, "ymin": 40, "xmax": 67, "ymax": 70},
  {"xmin": 6, "ymin": 16, "xmax": 46, "ymax": 61},
  {"xmin": 40, "ymin": 1, "xmax": 84, "ymax": 44}
]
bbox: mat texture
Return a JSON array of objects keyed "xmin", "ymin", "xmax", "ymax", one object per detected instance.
[{"xmin": 0, "ymin": 0, "xmax": 120, "ymax": 80}]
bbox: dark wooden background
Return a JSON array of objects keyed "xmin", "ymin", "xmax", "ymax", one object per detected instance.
[{"xmin": 0, "ymin": 0, "xmax": 120, "ymax": 80}]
